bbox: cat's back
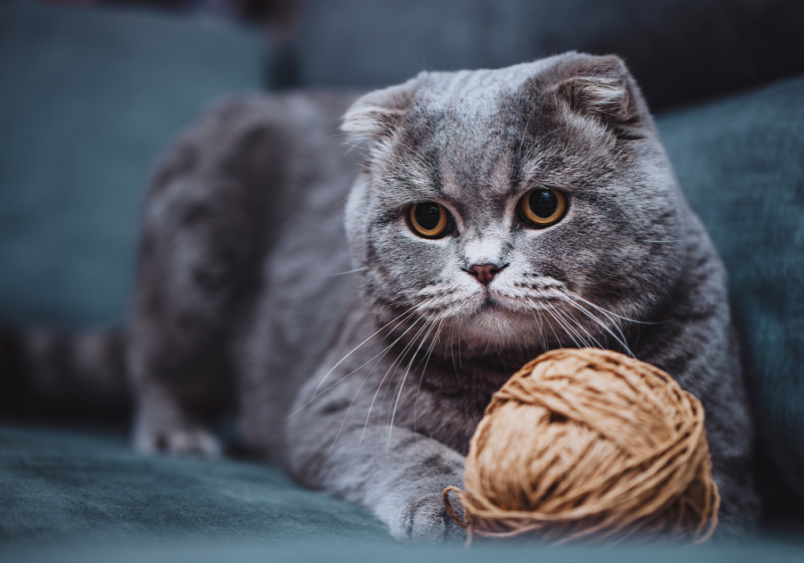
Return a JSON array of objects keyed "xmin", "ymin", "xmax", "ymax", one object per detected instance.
[
  {"xmin": 145, "ymin": 89, "xmax": 362, "ymax": 253},
  {"xmin": 156, "ymin": 89, "xmax": 361, "ymax": 198}
]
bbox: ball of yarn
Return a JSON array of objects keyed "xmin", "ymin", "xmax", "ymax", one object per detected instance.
[{"xmin": 443, "ymin": 348, "xmax": 719, "ymax": 544}]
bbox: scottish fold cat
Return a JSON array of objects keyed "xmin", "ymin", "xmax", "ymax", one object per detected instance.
[{"xmin": 6, "ymin": 52, "xmax": 759, "ymax": 541}]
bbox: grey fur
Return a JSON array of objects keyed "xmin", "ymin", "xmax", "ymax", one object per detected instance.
[{"xmin": 24, "ymin": 53, "xmax": 763, "ymax": 541}]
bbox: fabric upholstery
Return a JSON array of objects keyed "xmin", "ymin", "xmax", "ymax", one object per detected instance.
[
  {"xmin": 0, "ymin": 425, "xmax": 387, "ymax": 546},
  {"xmin": 657, "ymin": 75, "xmax": 804, "ymax": 504},
  {"xmin": 1, "ymin": 425, "xmax": 803, "ymax": 561}
]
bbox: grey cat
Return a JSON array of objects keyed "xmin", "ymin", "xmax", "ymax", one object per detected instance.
[{"xmin": 4, "ymin": 52, "xmax": 759, "ymax": 542}]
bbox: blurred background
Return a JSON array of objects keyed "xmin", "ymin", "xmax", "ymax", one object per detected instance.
[
  {"xmin": 1, "ymin": 0, "xmax": 802, "ymax": 328},
  {"xmin": 1, "ymin": 0, "xmax": 803, "ymax": 537},
  {"xmin": 16, "ymin": 0, "xmax": 804, "ymax": 104}
]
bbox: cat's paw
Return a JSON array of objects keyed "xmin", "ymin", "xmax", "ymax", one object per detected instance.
[
  {"xmin": 133, "ymin": 413, "xmax": 221, "ymax": 458},
  {"xmin": 387, "ymin": 491, "xmax": 466, "ymax": 544}
]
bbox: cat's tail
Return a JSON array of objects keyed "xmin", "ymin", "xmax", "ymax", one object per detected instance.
[{"xmin": 0, "ymin": 325, "xmax": 131, "ymax": 418}]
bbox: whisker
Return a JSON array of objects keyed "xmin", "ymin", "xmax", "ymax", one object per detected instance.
[
  {"xmin": 381, "ymin": 317, "xmax": 432, "ymax": 408},
  {"xmin": 311, "ymin": 308, "xmax": 418, "ymax": 398},
  {"xmin": 286, "ymin": 325, "xmax": 420, "ymax": 423},
  {"xmin": 536, "ymin": 308, "xmax": 549, "ymax": 353},
  {"xmin": 458, "ymin": 328, "xmax": 464, "ymax": 368},
  {"xmin": 285, "ymin": 309, "xmax": 420, "ymax": 421},
  {"xmin": 372, "ymin": 318, "xmax": 432, "ymax": 443},
  {"xmin": 327, "ymin": 301, "xmax": 442, "ymax": 452},
  {"xmin": 561, "ymin": 296, "xmax": 634, "ymax": 357},
  {"xmin": 551, "ymin": 305, "xmax": 594, "ymax": 348},
  {"xmin": 544, "ymin": 306, "xmax": 581, "ymax": 349},
  {"xmin": 360, "ymin": 353, "xmax": 406, "ymax": 449},
  {"xmin": 339, "ymin": 139, "xmax": 370, "ymax": 157},
  {"xmin": 447, "ymin": 323, "xmax": 460, "ymax": 377},
  {"xmin": 327, "ymin": 350, "xmax": 387, "ymax": 455},
  {"xmin": 544, "ymin": 307, "xmax": 563, "ymax": 346},
  {"xmin": 387, "ymin": 319, "xmax": 438, "ymax": 448},
  {"xmin": 359, "ymin": 317, "xmax": 430, "ymax": 447},
  {"xmin": 554, "ymin": 304, "xmax": 605, "ymax": 350},
  {"xmin": 562, "ymin": 289, "xmax": 657, "ymax": 325},
  {"xmin": 412, "ymin": 319, "xmax": 445, "ymax": 442},
  {"xmin": 560, "ymin": 291, "xmax": 634, "ymax": 352}
]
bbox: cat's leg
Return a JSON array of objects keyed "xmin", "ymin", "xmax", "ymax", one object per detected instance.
[
  {"xmin": 131, "ymin": 374, "xmax": 223, "ymax": 457},
  {"xmin": 128, "ymin": 114, "xmax": 265, "ymax": 457},
  {"xmin": 128, "ymin": 208, "xmax": 247, "ymax": 456},
  {"xmin": 285, "ymin": 339, "xmax": 467, "ymax": 542},
  {"xmin": 288, "ymin": 415, "xmax": 466, "ymax": 543}
]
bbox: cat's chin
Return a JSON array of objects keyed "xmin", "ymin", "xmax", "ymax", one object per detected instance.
[{"xmin": 458, "ymin": 304, "xmax": 543, "ymax": 349}]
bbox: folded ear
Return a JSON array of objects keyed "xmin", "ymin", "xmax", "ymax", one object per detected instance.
[
  {"xmin": 553, "ymin": 54, "xmax": 640, "ymax": 126},
  {"xmin": 341, "ymin": 74, "xmax": 424, "ymax": 143}
]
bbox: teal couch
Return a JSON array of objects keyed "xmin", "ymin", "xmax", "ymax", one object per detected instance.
[{"xmin": 1, "ymin": 2, "xmax": 803, "ymax": 560}]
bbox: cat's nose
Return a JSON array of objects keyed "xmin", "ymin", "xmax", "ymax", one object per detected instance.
[{"xmin": 466, "ymin": 263, "xmax": 506, "ymax": 285}]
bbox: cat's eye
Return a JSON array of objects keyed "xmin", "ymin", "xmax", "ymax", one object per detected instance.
[
  {"xmin": 519, "ymin": 188, "xmax": 567, "ymax": 228},
  {"xmin": 409, "ymin": 202, "xmax": 451, "ymax": 238}
]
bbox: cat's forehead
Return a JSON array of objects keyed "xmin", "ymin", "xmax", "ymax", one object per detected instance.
[
  {"xmin": 416, "ymin": 60, "xmax": 553, "ymax": 117},
  {"xmin": 394, "ymin": 61, "xmax": 565, "ymax": 200}
]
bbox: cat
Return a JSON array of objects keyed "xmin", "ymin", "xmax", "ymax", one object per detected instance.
[{"xmin": 2, "ymin": 52, "xmax": 759, "ymax": 542}]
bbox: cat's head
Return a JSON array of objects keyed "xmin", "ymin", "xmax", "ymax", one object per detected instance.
[{"xmin": 342, "ymin": 53, "xmax": 686, "ymax": 358}]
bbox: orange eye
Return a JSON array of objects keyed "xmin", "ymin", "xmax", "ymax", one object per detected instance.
[
  {"xmin": 409, "ymin": 202, "xmax": 450, "ymax": 238},
  {"xmin": 519, "ymin": 188, "xmax": 567, "ymax": 227}
]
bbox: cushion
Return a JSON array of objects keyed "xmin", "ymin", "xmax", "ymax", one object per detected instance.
[
  {"xmin": 0, "ymin": 3, "xmax": 267, "ymax": 327},
  {"xmin": 0, "ymin": 424, "xmax": 387, "ymax": 546},
  {"xmin": 656, "ymin": 75, "xmax": 804, "ymax": 507},
  {"xmin": 293, "ymin": 0, "xmax": 804, "ymax": 111},
  {"xmin": 1, "ymin": 425, "xmax": 802, "ymax": 561}
]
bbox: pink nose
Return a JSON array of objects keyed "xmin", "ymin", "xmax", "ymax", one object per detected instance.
[{"xmin": 467, "ymin": 263, "xmax": 505, "ymax": 285}]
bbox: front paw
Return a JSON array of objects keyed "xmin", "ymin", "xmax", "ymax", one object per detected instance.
[{"xmin": 388, "ymin": 491, "xmax": 466, "ymax": 544}]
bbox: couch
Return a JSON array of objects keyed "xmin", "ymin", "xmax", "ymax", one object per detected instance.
[{"xmin": 1, "ymin": 1, "xmax": 803, "ymax": 560}]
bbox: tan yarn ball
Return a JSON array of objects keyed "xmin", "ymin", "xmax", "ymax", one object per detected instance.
[{"xmin": 443, "ymin": 348, "xmax": 720, "ymax": 545}]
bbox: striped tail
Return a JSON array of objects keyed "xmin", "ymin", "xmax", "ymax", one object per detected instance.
[{"xmin": 0, "ymin": 326, "xmax": 131, "ymax": 420}]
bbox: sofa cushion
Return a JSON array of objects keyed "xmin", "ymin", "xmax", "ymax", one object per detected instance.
[
  {"xmin": 0, "ymin": 3, "xmax": 267, "ymax": 327},
  {"xmin": 0, "ymin": 425, "xmax": 388, "ymax": 546},
  {"xmin": 656, "ymin": 75, "xmax": 804, "ymax": 506},
  {"xmin": 2, "ymin": 425, "xmax": 804, "ymax": 561}
]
